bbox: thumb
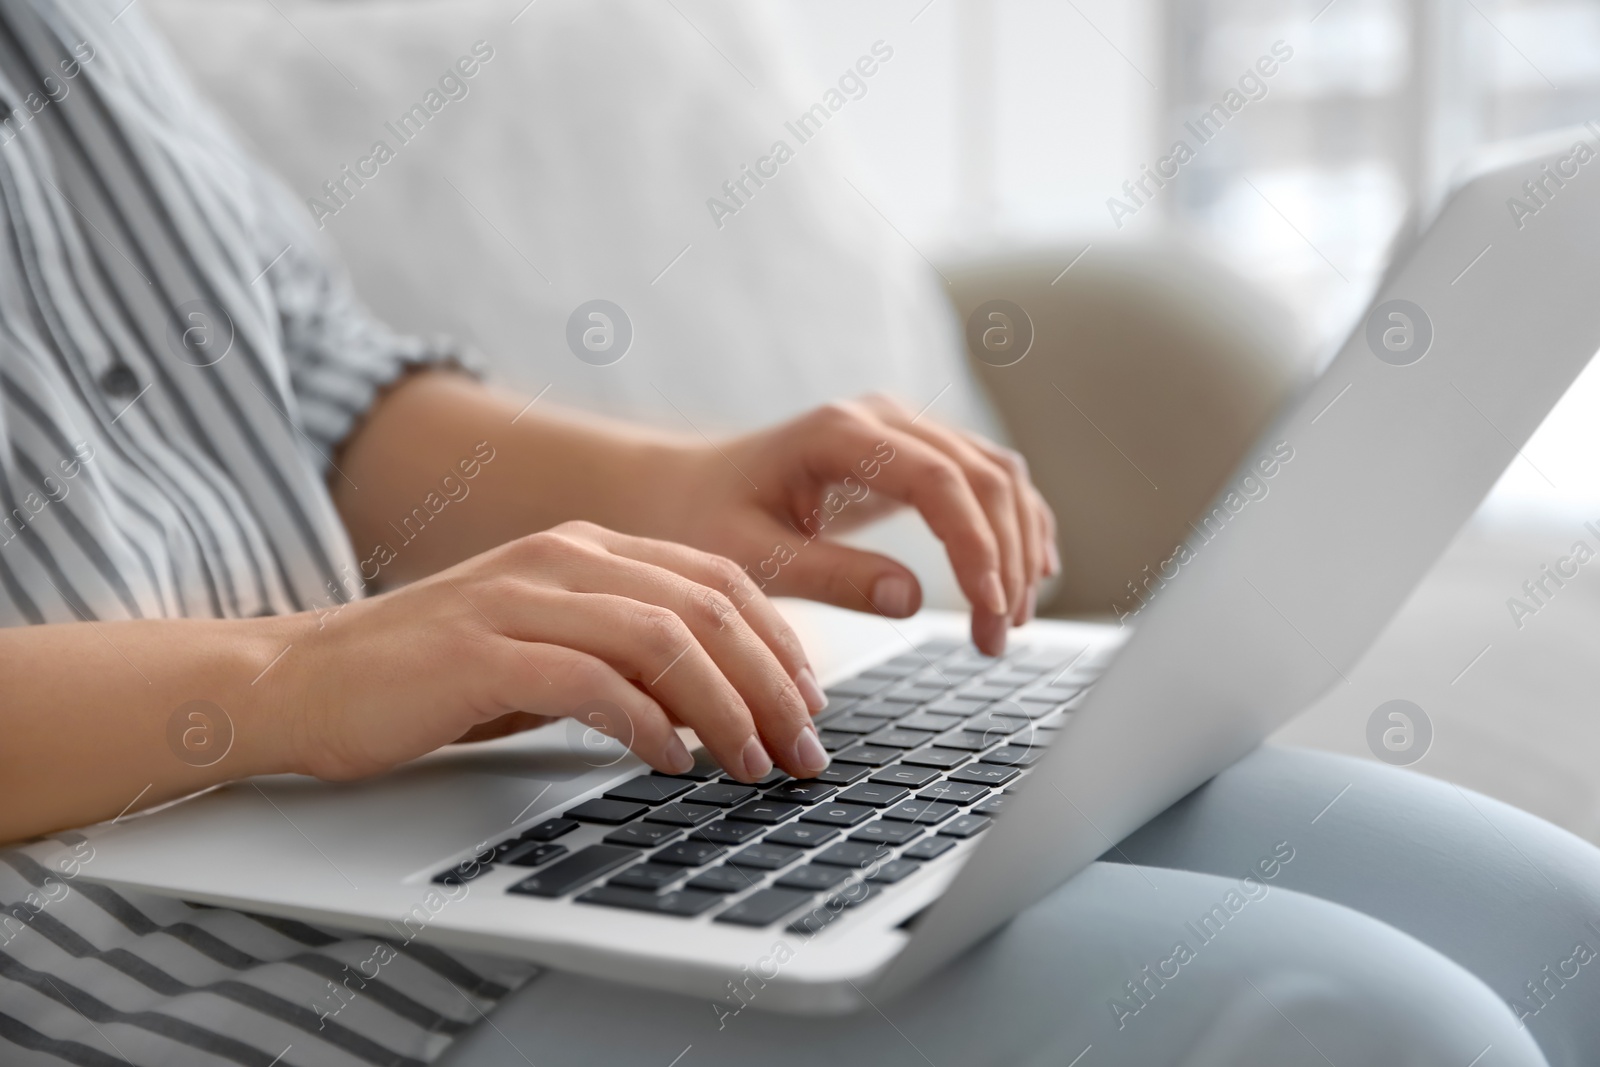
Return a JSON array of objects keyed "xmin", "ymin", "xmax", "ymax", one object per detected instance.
[{"xmin": 763, "ymin": 538, "xmax": 923, "ymax": 618}]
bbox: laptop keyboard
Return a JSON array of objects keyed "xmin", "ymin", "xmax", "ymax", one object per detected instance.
[{"xmin": 433, "ymin": 637, "xmax": 1105, "ymax": 934}]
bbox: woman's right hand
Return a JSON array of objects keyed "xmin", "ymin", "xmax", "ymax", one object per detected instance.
[{"xmin": 274, "ymin": 521, "xmax": 833, "ymax": 785}]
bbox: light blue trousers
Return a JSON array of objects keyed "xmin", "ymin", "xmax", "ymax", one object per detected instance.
[{"xmin": 440, "ymin": 746, "xmax": 1600, "ymax": 1066}]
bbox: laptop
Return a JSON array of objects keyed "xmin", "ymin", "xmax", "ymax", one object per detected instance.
[{"xmin": 73, "ymin": 125, "xmax": 1600, "ymax": 1014}]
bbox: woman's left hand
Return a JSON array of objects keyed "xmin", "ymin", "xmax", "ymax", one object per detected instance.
[{"xmin": 648, "ymin": 395, "xmax": 1059, "ymax": 655}]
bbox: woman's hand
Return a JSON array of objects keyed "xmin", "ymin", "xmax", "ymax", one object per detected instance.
[
  {"xmin": 275, "ymin": 521, "xmax": 832, "ymax": 784},
  {"xmin": 647, "ymin": 395, "xmax": 1059, "ymax": 655}
]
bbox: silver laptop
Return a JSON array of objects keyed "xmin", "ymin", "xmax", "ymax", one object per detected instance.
[{"xmin": 73, "ymin": 126, "xmax": 1600, "ymax": 1014}]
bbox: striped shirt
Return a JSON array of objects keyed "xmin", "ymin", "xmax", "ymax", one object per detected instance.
[{"xmin": 0, "ymin": 1, "xmax": 536, "ymax": 1063}]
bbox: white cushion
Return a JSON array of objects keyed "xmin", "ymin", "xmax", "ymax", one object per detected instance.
[{"xmin": 146, "ymin": 0, "xmax": 995, "ymax": 606}]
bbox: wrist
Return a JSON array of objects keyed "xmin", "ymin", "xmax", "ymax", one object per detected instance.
[{"xmin": 225, "ymin": 611, "xmax": 321, "ymax": 779}]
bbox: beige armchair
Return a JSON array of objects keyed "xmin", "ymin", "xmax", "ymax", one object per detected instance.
[{"xmin": 944, "ymin": 240, "xmax": 1308, "ymax": 620}]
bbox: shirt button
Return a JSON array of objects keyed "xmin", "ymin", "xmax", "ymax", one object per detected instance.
[{"xmin": 99, "ymin": 364, "xmax": 140, "ymax": 399}]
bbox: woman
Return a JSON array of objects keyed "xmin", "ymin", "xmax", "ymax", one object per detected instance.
[{"xmin": 0, "ymin": 2, "xmax": 1593, "ymax": 1065}]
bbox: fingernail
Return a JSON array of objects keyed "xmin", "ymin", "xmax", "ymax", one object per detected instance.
[
  {"xmin": 871, "ymin": 574, "xmax": 915, "ymax": 617},
  {"xmin": 662, "ymin": 733, "xmax": 695, "ymax": 775},
  {"xmin": 1024, "ymin": 586, "xmax": 1037, "ymax": 624},
  {"xmin": 980, "ymin": 570, "xmax": 1008, "ymax": 615},
  {"xmin": 792, "ymin": 725, "xmax": 830, "ymax": 776},
  {"xmin": 796, "ymin": 666, "xmax": 828, "ymax": 714},
  {"xmin": 740, "ymin": 736, "xmax": 773, "ymax": 782}
]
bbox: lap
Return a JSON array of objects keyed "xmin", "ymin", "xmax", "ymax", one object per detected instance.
[
  {"xmin": 441, "ymin": 745, "xmax": 1585, "ymax": 1067},
  {"xmin": 1118, "ymin": 744, "xmax": 1600, "ymax": 1065}
]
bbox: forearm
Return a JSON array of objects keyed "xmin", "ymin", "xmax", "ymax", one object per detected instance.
[
  {"xmin": 332, "ymin": 371, "xmax": 697, "ymax": 585},
  {"xmin": 0, "ymin": 616, "xmax": 304, "ymax": 844}
]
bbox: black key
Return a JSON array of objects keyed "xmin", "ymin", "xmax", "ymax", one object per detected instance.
[
  {"xmin": 691, "ymin": 820, "xmax": 766, "ymax": 845},
  {"xmin": 870, "ymin": 764, "xmax": 942, "ymax": 788},
  {"xmin": 519, "ymin": 818, "xmax": 579, "ymax": 842},
  {"xmin": 972, "ymin": 792, "xmax": 1011, "ymax": 816},
  {"xmin": 604, "ymin": 823, "xmax": 683, "ymax": 848},
  {"xmin": 863, "ymin": 727, "xmax": 935, "ymax": 749},
  {"xmin": 1009, "ymin": 698, "xmax": 1067, "ymax": 718},
  {"xmin": 800, "ymin": 803, "xmax": 876, "ymax": 828},
  {"xmin": 502, "ymin": 843, "xmax": 569, "ymax": 867},
  {"xmin": 727, "ymin": 800, "xmax": 803, "ymax": 825},
  {"xmin": 850, "ymin": 698, "xmax": 914, "ymax": 718},
  {"xmin": 935, "ymin": 730, "xmax": 1002, "ymax": 753},
  {"xmin": 577, "ymin": 885, "xmax": 723, "ymax": 916},
  {"xmin": 988, "ymin": 670, "xmax": 1043, "ymax": 687},
  {"xmin": 939, "ymin": 814, "xmax": 993, "ymax": 838},
  {"xmin": 1030, "ymin": 685, "xmax": 1083, "ymax": 703},
  {"xmin": 861, "ymin": 661, "xmax": 920, "ymax": 679},
  {"xmin": 982, "ymin": 745, "xmax": 1045, "ymax": 768},
  {"xmin": 726, "ymin": 771, "xmax": 793, "ymax": 790},
  {"xmin": 882, "ymin": 800, "xmax": 958, "ymax": 825},
  {"xmin": 644, "ymin": 802, "xmax": 722, "ymax": 826},
  {"xmin": 608, "ymin": 862, "xmax": 684, "ymax": 890},
  {"xmin": 788, "ymin": 898, "xmax": 849, "ymax": 936},
  {"xmin": 901, "ymin": 747, "xmax": 971, "ymax": 770},
  {"xmin": 833, "ymin": 744, "xmax": 898, "ymax": 767},
  {"xmin": 655, "ymin": 754, "xmax": 723, "ymax": 781},
  {"xmin": 812, "ymin": 762, "xmax": 871, "ymax": 785},
  {"xmin": 903, "ymin": 836, "xmax": 958, "ymax": 861},
  {"xmin": 715, "ymin": 888, "xmax": 816, "ymax": 926},
  {"xmin": 895, "ymin": 711, "xmax": 965, "ymax": 733},
  {"xmin": 917, "ymin": 782, "xmax": 990, "ymax": 805},
  {"xmin": 730, "ymin": 843, "xmax": 804, "ymax": 870},
  {"xmin": 867, "ymin": 859, "xmax": 923, "ymax": 884},
  {"xmin": 915, "ymin": 638, "xmax": 963, "ymax": 656},
  {"xmin": 823, "ymin": 712, "xmax": 894, "ymax": 734},
  {"xmin": 775, "ymin": 864, "xmax": 852, "ymax": 891},
  {"xmin": 817, "ymin": 730, "xmax": 855, "ymax": 752},
  {"xmin": 507, "ymin": 844, "xmax": 638, "ymax": 897},
  {"xmin": 685, "ymin": 783, "xmax": 759, "ymax": 807},
  {"xmin": 825, "ymin": 677, "xmax": 890, "ymax": 699},
  {"xmin": 654, "ymin": 841, "xmax": 726, "ymax": 867},
  {"xmin": 432, "ymin": 858, "xmax": 494, "ymax": 886},
  {"xmin": 814, "ymin": 841, "xmax": 892, "ymax": 869},
  {"xmin": 963, "ymin": 711, "xmax": 1029, "ymax": 736},
  {"xmin": 686, "ymin": 866, "xmax": 760, "ymax": 893},
  {"xmin": 836, "ymin": 783, "xmax": 910, "ymax": 808},
  {"xmin": 958, "ymin": 685, "xmax": 1016, "ymax": 701},
  {"xmin": 948, "ymin": 764, "xmax": 1021, "ymax": 787},
  {"xmin": 924, "ymin": 697, "xmax": 988, "ymax": 717},
  {"xmin": 766, "ymin": 781, "xmax": 838, "ymax": 805},
  {"xmin": 566, "ymin": 799, "xmax": 650, "ymax": 825},
  {"xmin": 849, "ymin": 821, "xmax": 923, "ymax": 847},
  {"xmin": 605, "ymin": 776, "xmax": 693, "ymax": 804},
  {"xmin": 764, "ymin": 823, "xmax": 840, "ymax": 849},
  {"xmin": 887, "ymin": 686, "xmax": 947, "ymax": 704}
]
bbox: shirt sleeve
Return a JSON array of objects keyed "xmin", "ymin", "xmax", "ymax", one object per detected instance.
[{"xmin": 243, "ymin": 166, "xmax": 483, "ymax": 469}]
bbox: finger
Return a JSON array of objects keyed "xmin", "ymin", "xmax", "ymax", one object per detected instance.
[
  {"xmin": 485, "ymin": 641, "xmax": 691, "ymax": 774},
  {"xmin": 556, "ymin": 552, "xmax": 826, "ymax": 779},
  {"xmin": 583, "ymin": 529, "xmax": 827, "ymax": 714},
  {"xmin": 964, "ymin": 431, "xmax": 1060, "ymax": 582},
  {"xmin": 757, "ymin": 527, "xmax": 924, "ymax": 619},
  {"xmin": 485, "ymin": 548, "xmax": 821, "ymax": 781},
  {"xmin": 798, "ymin": 405, "xmax": 1007, "ymax": 618},
  {"xmin": 955, "ymin": 434, "xmax": 1046, "ymax": 623},
  {"xmin": 868, "ymin": 405, "xmax": 1029, "ymax": 625}
]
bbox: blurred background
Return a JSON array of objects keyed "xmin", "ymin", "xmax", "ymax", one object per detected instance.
[
  {"xmin": 782, "ymin": 0, "xmax": 1600, "ymax": 515},
  {"xmin": 151, "ymin": 0, "xmax": 1600, "ymax": 839}
]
